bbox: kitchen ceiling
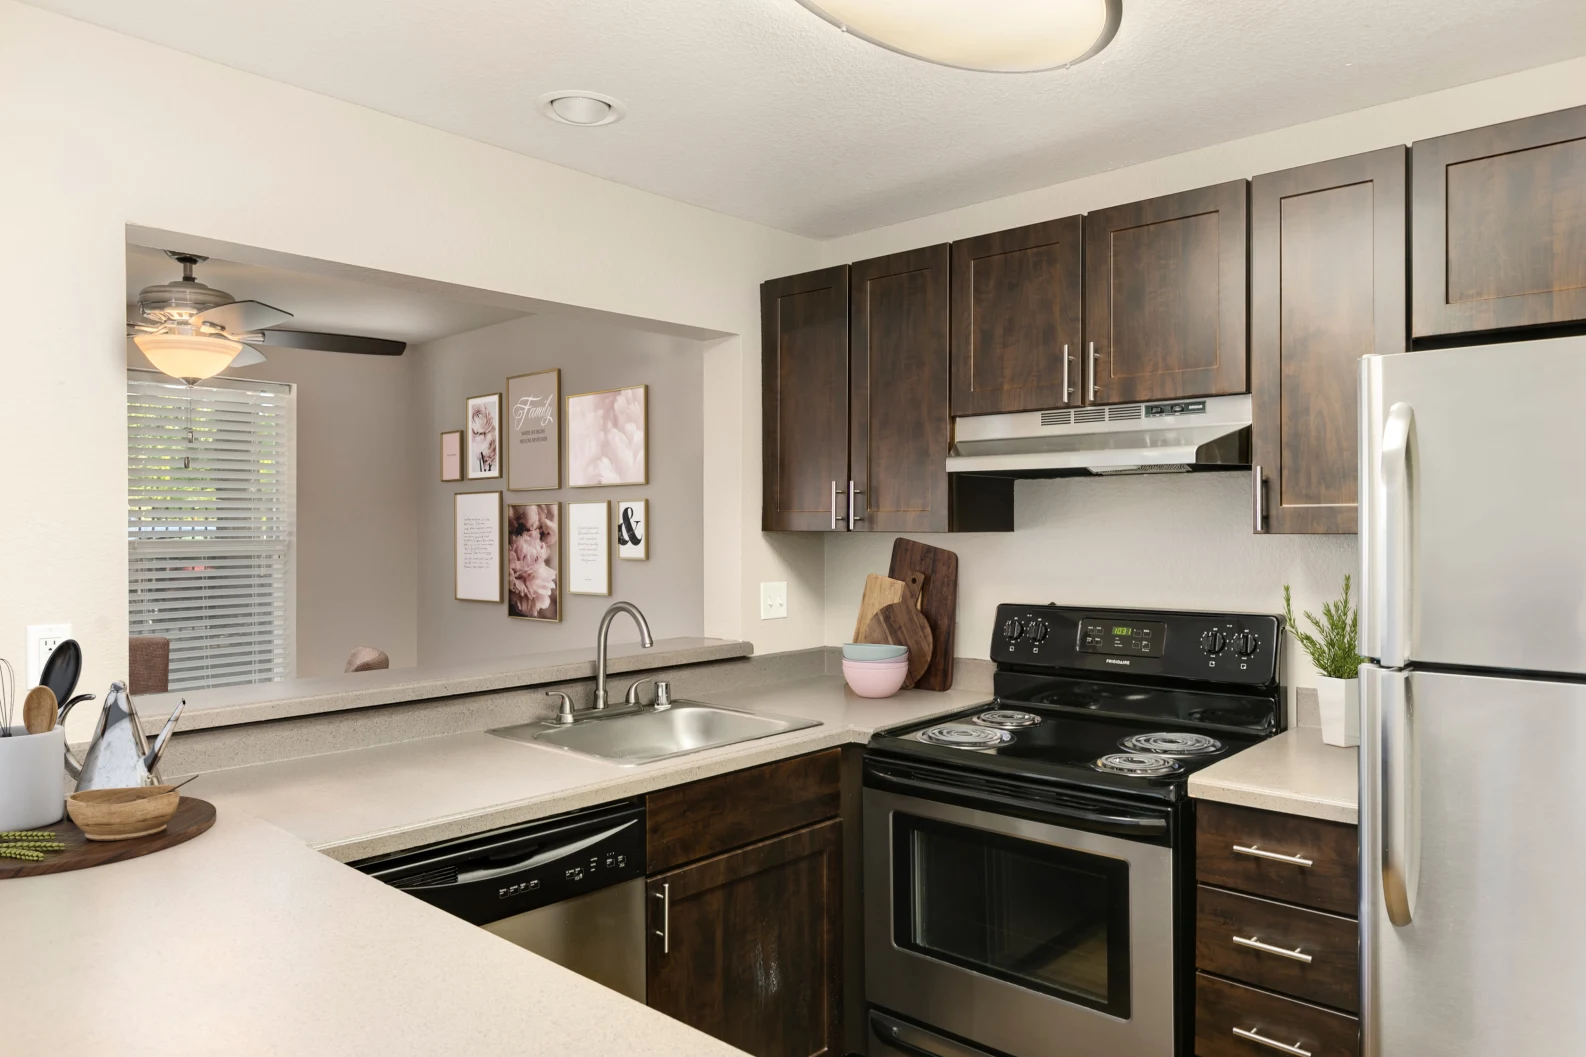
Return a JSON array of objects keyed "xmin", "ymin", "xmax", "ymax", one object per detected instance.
[{"xmin": 39, "ymin": 0, "xmax": 1586, "ymax": 237}]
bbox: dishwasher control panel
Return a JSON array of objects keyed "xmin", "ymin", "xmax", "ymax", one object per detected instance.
[{"xmin": 356, "ymin": 799, "xmax": 647, "ymax": 927}]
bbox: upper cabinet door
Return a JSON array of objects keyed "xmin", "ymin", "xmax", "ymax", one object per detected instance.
[
  {"xmin": 949, "ymin": 218, "xmax": 1083, "ymax": 416},
  {"xmin": 761, "ymin": 265, "xmax": 850, "ymax": 532},
  {"xmin": 850, "ymin": 245, "xmax": 952, "ymax": 533},
  {"xmin": 1251, "ymin": 148, "xmax": 1407, "ymax": 535},
  {"xmin": 1083, "ymin": 181, "xmax": 1249, "ymax": 404},
  {"xmin": 1412, "ymin": 105, "xmax": 1586, "ymax": 338}
]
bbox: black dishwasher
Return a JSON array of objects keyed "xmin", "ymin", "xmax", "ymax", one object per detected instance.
[{"xmin": 355, "ymin": 799, "xmax": 647, "ymax": 999}]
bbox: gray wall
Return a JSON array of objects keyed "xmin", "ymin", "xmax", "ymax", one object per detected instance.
[{"xmin": 414, "ymin": 312, "xmax": 705, "ymax": 664}]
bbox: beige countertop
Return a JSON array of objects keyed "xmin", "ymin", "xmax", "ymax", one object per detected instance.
[
  {"xmin": 1188, "ymin": 726, "xmax": 1360, "ymax": 824},
  {"xmin": 13, "ymin": 676, "xmax": 985, "ymax": 1056}
]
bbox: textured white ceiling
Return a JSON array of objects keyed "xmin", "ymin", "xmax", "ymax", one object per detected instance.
[
  {"xmin": 40, "ymin": 0, "xmax": 1586, "ymax": 237},
  {"xmin": 126, "ymin": 244, "xmax": 527, "ymax": 344}
]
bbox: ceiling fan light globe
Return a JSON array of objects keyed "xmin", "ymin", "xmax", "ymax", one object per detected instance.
[{"xmin": 134, "ymin": 332, "xmax": 244, "ymax": 383}]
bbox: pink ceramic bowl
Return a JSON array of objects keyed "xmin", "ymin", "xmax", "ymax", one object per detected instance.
[{"xmin": 842, "ymin": 658, "xmax": 908, "ymax": 698}]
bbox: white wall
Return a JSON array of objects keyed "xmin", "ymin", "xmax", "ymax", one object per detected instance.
[
  {"xmin": 818, "ymin": 56, "xmax": 1586, "ymax": 685},
  {"xmin": 0, "ymin": 0, "xmax": 824, "ymax": 741},
  {"xmin": 412, "ymin": 312, "xmax": 704, "ymax": 663}
]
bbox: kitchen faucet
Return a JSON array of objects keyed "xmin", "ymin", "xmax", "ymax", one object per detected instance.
[{"xmin": 594, "ymin": 601, "xmax": 654, "ymax": 710}]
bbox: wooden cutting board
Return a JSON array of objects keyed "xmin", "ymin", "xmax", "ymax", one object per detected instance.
[
  {"xmin": 0, "ymin": 797, "xmax": 216, "ymax": 880},
  {"xmin": 852, "ymin": 573, "xmax": 907, "ymax": 642},
  {"xmin": 889, "ymin": 539, "xmax": 959, "ymax": 691},
  {"xmin": 863, "ymin": 601, "xmax": 933, "ymax": 688}
]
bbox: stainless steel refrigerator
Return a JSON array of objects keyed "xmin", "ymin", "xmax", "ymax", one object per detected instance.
[{"xmin": 1359, "ymin": 334, "xmax": 1586, "ymax": 1057}]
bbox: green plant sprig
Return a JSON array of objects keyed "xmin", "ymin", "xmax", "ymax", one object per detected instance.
[
  {"xmin": 0, "ymin": 830, "xmax": 58, "ymax": 841},
  {"xmin": 1283, "ymin": 575, "xmax": 1365, "ymax": 680}
]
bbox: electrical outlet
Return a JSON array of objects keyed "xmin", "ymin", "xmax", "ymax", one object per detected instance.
[
  {"xmin": 26, "ymin": 624, "xmax": 72, "ymax": 687},
  {"xmin": 759, "ymin": 582, "xmax": 788, "ymax": 620}
]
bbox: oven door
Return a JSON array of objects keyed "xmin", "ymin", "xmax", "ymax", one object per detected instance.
[{"xmin": 864, "ymin": 758, "xmax": 1176, "ymax": 1057}]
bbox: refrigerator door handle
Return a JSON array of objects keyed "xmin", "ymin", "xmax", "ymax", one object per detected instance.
[
  {"xmin": 1380, "ymin": 403, "xmax": 1415, "ymax": 668},
  {"xmin": 1381, "ymin": 670, "xmax": 1419, "ymax": 927}
]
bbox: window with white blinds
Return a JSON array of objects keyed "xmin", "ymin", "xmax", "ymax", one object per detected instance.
[{"xmin": 128, "ymin": 370, "xmax": 296, "ymax": 691}]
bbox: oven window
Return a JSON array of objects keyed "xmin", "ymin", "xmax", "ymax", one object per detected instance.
[{"xmin": 893, "ymin": 814, "xmax": 1131, "ymax": 1018}]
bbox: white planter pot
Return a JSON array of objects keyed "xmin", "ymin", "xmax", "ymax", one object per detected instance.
[
  {"xmin": 1315, "ymin": 676, "xmax": 1360, "ymax": 748},
  {"xmin": 0, "ymin": 725, "xmax": 66, "ymax": 830}
]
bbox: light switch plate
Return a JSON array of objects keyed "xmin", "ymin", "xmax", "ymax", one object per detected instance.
[
  {"xmin": 26, "ymin": 624, "xmax": 72, "ymax": 687},
  {"xmin": 759, "ymin": 582, "xmax": 788, "ymax": 620}
]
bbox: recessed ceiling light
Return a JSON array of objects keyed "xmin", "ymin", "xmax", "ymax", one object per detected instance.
[
  {"xmin": 538, "ymin": 91, "xmax": 626, "ymax": 127},
  {"xmin": 795, "ymin": 0, "xmax": 1122, "ymax": 73}
]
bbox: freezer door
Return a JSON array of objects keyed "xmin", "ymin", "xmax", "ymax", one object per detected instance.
[
  {"xmin": 1361, "ymin": 665, "xmax": 1586, "ymax": 1057},
  {"xmin": 1359, "ymin": 336, "xmax": 1586, "ymax": 675}
]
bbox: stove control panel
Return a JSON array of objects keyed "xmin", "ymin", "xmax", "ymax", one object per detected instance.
[{"xmin": 993, "ymin": 605, "xmax": 1281, "ymax": 686}]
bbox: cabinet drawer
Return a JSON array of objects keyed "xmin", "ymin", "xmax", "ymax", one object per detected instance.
[
  {"xmin": 1196, "ymin": 972, "xmax": 1359, "ymax": 1057},
  {"xmin": 1197, "ymin": 801, "xmax": 1358, "ymax": 915},
  {"xmin": 646, "ymin": 750, "xmax": 841, "ymax": 873},
  {"xmin": 1197, "ymin": 886, "xmax": 1358, "ymax": 1012}
]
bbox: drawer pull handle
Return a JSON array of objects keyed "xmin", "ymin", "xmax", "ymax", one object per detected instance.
[
  {"xmin": 1232, "ymin": 935, "xmax": 1314, "ymax": 963},
  {"xmin": 1233, "ymin": 1026, "xmax": 1313, "ymax": 1056},
  {"xmin": 1232, "ymin": 843, "xmax": 1314, "ymax": 868}
]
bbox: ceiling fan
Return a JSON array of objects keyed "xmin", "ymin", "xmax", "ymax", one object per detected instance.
[{"xmin": 128, "ymin": 250, "xmax": 406, "ymax": 384}]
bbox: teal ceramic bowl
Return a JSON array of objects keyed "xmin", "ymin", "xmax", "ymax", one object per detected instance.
[{"xmin": 842, "ymin": 642, "xmax": 910, "ymax": 662}]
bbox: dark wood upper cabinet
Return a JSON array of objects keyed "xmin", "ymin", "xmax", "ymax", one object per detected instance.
[
  {"xmin": 761, "ymin": 266, "xmax": 850, "ymax": 531},
  {"xmin": 1250, "ymin": 147, "xmax": 1406, "ymax": 535},
  {"xmin": 1412, "ymin": 105, "xmax": 1586, "ymax": 338},
  {"xmin": 648, "ymin": 820, "xmax": 843, "ymax": 1057},
  {"xmin": 1084, "ymin": 181, "xmax": 1249, "ymax": 404},
  {"xmin": 850, "ymin": 245, "xmax": 952, "ymax": 532},
  {"xmin": 949, "ymin": 218, "xmax": 1083, "ymax": 416}
]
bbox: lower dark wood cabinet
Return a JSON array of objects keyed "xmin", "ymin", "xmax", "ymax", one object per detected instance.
[
  {"xmin": 647, "ymin": 820, "xmax": 843, "ymax": 1057},
  {"xmin": 1196, "ymin": 973, "xmax": 1359, "ymax": 1057}
]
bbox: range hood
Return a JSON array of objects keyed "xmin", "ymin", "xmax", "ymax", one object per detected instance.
[{"xmin": 947, "ymin": 394, "xmax": 1251, "ymax": 477}]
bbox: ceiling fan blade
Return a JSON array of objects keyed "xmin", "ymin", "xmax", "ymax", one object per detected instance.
[
  {"xmin": 254, "ymin": 330, "xmax": 406, "ymax": 356},
  {"xmin": 192, "ymin": 299, "xmax": 294, "ymax": 335},
  {"xmin": 229, "ymin": 345, "xmax": 268, "ymax": 368}
]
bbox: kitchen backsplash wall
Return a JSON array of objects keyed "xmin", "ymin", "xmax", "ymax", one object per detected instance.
[
  {"xmin": 413, "ymin": 310, "xmax": 707, "ymax": 665},
  {"xmin": 824, "ymin": 472, "xmax": 1356, "ymax": 686}
]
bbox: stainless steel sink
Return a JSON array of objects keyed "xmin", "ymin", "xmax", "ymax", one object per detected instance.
[{"xmin": 488, "ymin": 702, "xmax": 821, "ymax": 765}]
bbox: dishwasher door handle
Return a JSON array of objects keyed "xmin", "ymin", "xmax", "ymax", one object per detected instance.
[{"xmin": 653, "ymin": 882, "xmax": 670, "ymax": 954}]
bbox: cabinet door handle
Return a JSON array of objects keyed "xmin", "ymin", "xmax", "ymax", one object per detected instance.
[
  {"xmin": 1252, "ymin": 464, "xmax": 1267, "ymax": 533},
  {"xmin": 1232, "ymin": 1027, "xmax": 1312, "ymax": 1056},
  {"xmin": 1232, "ymin": 935, "xmax": 1313, "ymax": 963},
  {"xmin": 848, "ymin": 480, "xmax": 864, "ymax": 527},
  {"xmin": 831, "ymin": 480, "xmax": 847, "ymax": 531},
  {"xmin": 652, "ymin": 882, "xmax": 670, "ymax": 955},
  {"xmin": 1232, "ymin": 843, "xmax": 1314, "ymax": 868},
  {"xmin": 1087, "ymin": 341, "xmax": 1098, "ymax": 400},
  {"xmin": 1062, "ymin": 344, "xmax": 1072, "ymax": 403}
]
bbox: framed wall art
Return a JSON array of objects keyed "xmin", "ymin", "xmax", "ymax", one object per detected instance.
[
  {"xmin": 465, "ymin": 392, "xmax": 502, "ymax": 480},
  {"xmin": 454, "ymin": 491, "xmax": 503, "ymax": 603},
  {"xmin": 506, "ymin": 501, "xmax": 560, "ymax": 621},
  {"xmin": 567, "ymin": 500, "xmax": 611, "ymax": 596},
  {"xmin": 617, "ymin": 499, "xmax": 647, "ymax": 561},
  {"xmin": 506, "ymin": 369, "xmax": 560, "ymax": 491},
  {"xmin": 440, "ymin": 430, "xmax": 462, "ymax": 482},
  {"xmin": 567, "ymin": 384, "xmax": 647, "ymax": 488}
]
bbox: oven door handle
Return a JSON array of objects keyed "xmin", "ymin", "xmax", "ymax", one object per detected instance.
[
  {"xmin": 870, "ymin": 1010, "xmax": 998, "ymax": 1057},
  {"xmin": 866, "ymin": 765, "xmax": 1168, "ymax": 838}
]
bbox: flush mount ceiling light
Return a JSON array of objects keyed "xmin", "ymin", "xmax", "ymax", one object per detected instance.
[
  {"xmin": 795, "ymin": 0, "xmax": 1121, "ymax": 73},
  {"xmin": 538, "ymin": 91, "xmax": 626, "ymax": 127}
]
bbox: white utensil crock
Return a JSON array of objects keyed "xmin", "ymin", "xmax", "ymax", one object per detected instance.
[
  {"xmin": 0, "ymin": 725, "xmax": 66, "ymax": 830},
  {"xmin": 1316, "ymin": 676, "xmax": 1360, "ymax": 748}
]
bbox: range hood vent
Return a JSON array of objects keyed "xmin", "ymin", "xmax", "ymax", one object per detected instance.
[{"xmin": 947, "ymin": 394, "xmax": 1252, "ymax": 477}]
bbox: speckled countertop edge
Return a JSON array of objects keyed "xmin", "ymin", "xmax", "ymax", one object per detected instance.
[{"xmin": 1188, "ymin": 725, "xmax": 1360, "ymax": 824}]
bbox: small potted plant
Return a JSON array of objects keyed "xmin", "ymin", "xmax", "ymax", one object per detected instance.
[{"xmin": 1283, "ymin": 576, "xmax": 1365, "ymax": 747}]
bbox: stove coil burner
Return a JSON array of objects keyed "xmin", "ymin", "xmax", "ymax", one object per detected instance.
[
  {"xmin": 918, "ymin": 724, "xmax": 1014, "ymax": 749},
  {"xmin": 1118, "ymin": 732, "xmax": 1225, "ymax": 758},
  {"xmin": 1093, "ymin": 753, "xmax": 1182, "ymax": 777},
  {"xmin": 974, "ymin": 710, "xmax": 1042, "ymax": 730}
]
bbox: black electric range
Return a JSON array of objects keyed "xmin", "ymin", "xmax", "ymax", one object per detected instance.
[{"xmin": 863, "ymin": 604, "xmax": 1284, "ymax": 1057}]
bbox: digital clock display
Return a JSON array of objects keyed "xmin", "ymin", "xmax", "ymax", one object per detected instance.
[
  {"xmin": 1112, "ymin": 625, "xmax": 1132, "ymax": 636},
  {"xmin": 1079, "ymin": 618, "xmax": 1167, "ymax": 658}
]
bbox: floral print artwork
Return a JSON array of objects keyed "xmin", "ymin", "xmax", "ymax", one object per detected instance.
[
  {"xmin": 507, "ymin": 502, "xmax": 558, "ymax": 620},
  {"xmin": 467, "ymin": 394, "xmax": 500, "ymax": 478},
  {"xmin": 568, "ymin": 386, "xmax": 645, "ymax": 487}
]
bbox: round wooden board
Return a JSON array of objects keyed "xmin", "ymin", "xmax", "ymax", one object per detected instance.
[{"xmin": 0, "ymin": 796, "xmax": 216, "ymax": 879}]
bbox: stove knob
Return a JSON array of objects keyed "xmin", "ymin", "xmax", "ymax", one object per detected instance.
[
  {"xmin": 1003, "ymin": 618, "xmax": 1025, "ymax": 642},
  {"xmin": 1028, "ymin": 621, "xmax": 1049, "ymax": 644},
  {"xmin": 1200, "ymin": 629, "xmax": 1226, "ymax": 655},
  {"xmin": 1234, "ymin": 631, "xmax": 1259, "ymax": 658}
]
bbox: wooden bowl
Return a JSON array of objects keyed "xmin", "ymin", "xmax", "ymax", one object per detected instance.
[{"xmin": 66, "ymin": 786, "xmax": 181, "ymax": 841}]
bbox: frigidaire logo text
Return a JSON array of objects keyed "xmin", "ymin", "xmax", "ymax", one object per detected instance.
[{"xmin": 1104, "ymin": 658, "xmax": 1131, "ymax": 666}]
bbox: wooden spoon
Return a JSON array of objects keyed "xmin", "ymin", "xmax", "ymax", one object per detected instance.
[{"xmin": 23, "ymin": 685, "xmax": 57, "ymax": 734}]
